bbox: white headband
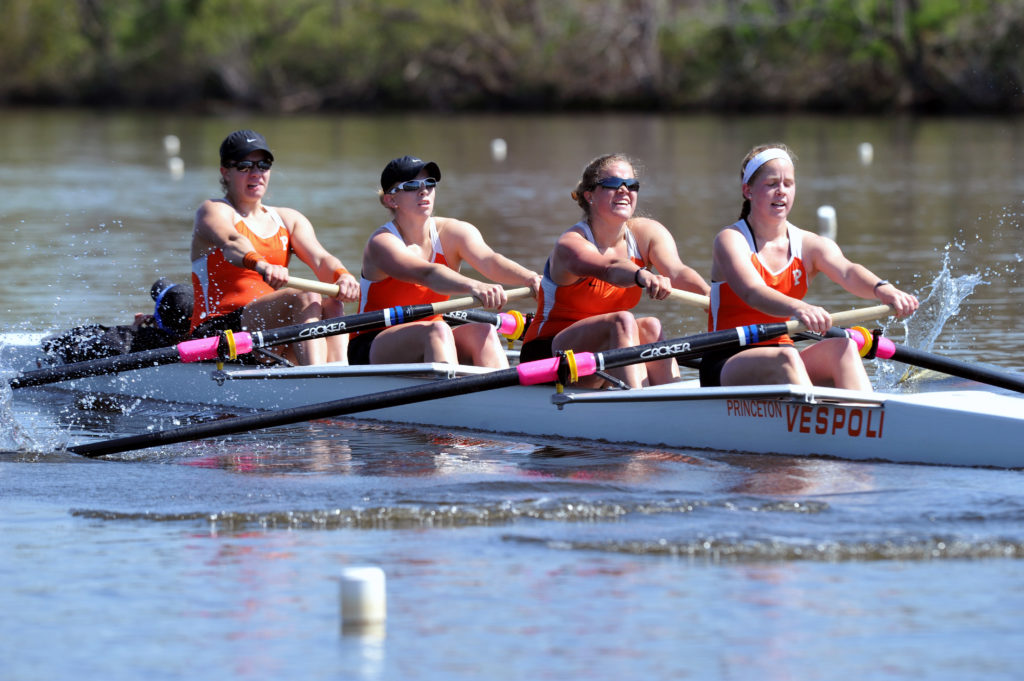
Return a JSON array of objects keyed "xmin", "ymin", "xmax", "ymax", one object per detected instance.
[{"xmin": 741, "ymin": 148, "xmax": 791, "ymax": 185}]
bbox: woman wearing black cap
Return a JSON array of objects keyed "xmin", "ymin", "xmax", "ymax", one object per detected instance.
[
  {"xmin": 189, "ymin": 129, "xmax": 361, "ymax": 365},
  {"xmin": 348, "ymin": 155, "xmax": 541, "ymax": 367}
]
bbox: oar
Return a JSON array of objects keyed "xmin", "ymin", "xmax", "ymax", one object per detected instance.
[
  {"xmin": 807, "ymin": 326, "xmax": 1024, "ymax": 394},
  {"xmin": 667, "ymin": 288, "xmax": 710, "ymax": 311},
  {"xmin": 442, "ymin": 309, "xmax": 532, "ymax": 341},
  {"xmin": 285, "ymin": 276, "xmax": 342, "ymax": 298},
  {"xmin": 68, "ymin": 304, "xmax": 892, "ymax": 458},
  {"xmin": 11, "ymin": 287, "xmax": 532, "ymax": 389}
]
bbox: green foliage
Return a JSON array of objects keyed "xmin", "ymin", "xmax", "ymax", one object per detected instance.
[{"xmin": 0, "ymin": 0, "xmax": 1021, "ymax": 112}]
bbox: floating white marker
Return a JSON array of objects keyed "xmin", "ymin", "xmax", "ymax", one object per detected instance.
[
  {"xmin": 163, "ymin": 134, "xmax": 181, "ymax": 157},
  {"xmin": 490, "ymin": 138, "xmax": 507, "ymax": 162},
  {"xmin": 817, "ymin": 205, "xmax": 837, "ymax": 240},
  {"xmin": 167, "ymin": 157, "xmax": 185, "ymax": 180},
  {"xmin": 340, "ymin": 566, "xmax": 387, "ymax": 630},
  {"xmin": 858, "ymin": 142, "xmax": 873, "ymax": 166}
]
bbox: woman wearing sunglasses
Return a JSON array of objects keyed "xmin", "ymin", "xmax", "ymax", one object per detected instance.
[
  {"xmin": 348, "ymin": 155, "xmax": 541, "ymax": 367},
  {"xmin": 519, "ymin": 153, "xmax": 709, "ymax": 389},
  {"xmin": 701, "ymin": 143, "xmax": 918, "ymax": 389},
  {"xmin": 189, "ymin": 129, "xmax": 361, "ymax": 365}
]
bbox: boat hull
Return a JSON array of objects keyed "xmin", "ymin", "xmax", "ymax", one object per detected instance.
[{"xmin": 14, "ymin": 356, "xmax": 1024, "ymax": 469}]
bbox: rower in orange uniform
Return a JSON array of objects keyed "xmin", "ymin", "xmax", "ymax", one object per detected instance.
[
  {"xmin": 190, "ymin": 129, "xmax": 360, "ymax": 365},
  {"xmin": 519, "ymin": 153, "xmax": 709, "ymax": 388},
  {"xmin": 348, "ymin": 155, "xmax": 541, "ymax": 368},
  {"xmin": 701, "ymin": 142, "xmax": 919, "ymax": 389}
]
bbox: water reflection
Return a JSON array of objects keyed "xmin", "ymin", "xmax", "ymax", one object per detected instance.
[{"xmin": 723, "ymin": 455, "xmax": 876, "ymax": 497}]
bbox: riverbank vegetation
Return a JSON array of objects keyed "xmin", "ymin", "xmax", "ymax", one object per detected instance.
[{"xmin": 2, "ymin": 0, "xmax": 1020, "ymax": 113}]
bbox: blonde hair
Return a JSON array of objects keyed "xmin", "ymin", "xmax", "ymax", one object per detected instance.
[{"xmin": 571, "ymin": 153, "xmax": 639, "ymax": 219}]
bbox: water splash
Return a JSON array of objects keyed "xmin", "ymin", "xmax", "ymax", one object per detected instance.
[
  {"xmin": 875, "ymin": 200, "xmax": 1024, "ymax": 389},
  {"xmin": 905, "ymin": 244, "xmax": 987, "ymax": 351},
  {"xmin": 0, "ymin": 380, "xmax": 40, "ymax": 451},
  {"xmin": 874, "ymin": 246, "xmax": 987, "ymax": 390}
]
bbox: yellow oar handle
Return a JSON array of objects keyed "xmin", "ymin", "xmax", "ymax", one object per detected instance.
[
  {"xmin": 785, "ymin": 304, "xmax": 894, "ymax": 335},
  {"xmin": 285, "ymin": 276, "xmax": 341, "ymax": 297},
  {"xmin": 668, "ymin": 288, "xmax": 711, "ymax": 311},
  {"xmin": 431, "ymin": 287, "xmax": 533, "ymax": 315}
]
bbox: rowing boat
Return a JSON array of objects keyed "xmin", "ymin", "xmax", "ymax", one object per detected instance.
[{"xmin": 4, "ymin": 332, "xmax": 1022, "ymax": 468}]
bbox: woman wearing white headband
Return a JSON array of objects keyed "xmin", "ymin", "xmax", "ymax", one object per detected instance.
[{"xmin": 700, "ymin": 143, "xmax": 919, "ymax": 390}]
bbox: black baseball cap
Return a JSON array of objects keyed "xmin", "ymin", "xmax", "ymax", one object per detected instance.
[
  {"xmin": 380, "ymin": 155, "xmax": 441, "ymax": 191},
  {"xmin": 219, "ymin": 129, "xmax": 274, "ymax": 165},
  {"xmin": 150, "ymin": 278, "xmax": 194, "ymax": 336}
]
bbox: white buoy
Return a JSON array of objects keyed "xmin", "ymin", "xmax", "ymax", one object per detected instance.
[
  {"xmin": 858, "ymin": 142, "xmax": 874, "ymax": 166},
  {"xmin": 817, "ymin": 205, "xmax": 837, "ymax": 240},
  {"xmin": 340, "ymin": 566, "xmax": 387, "ymax": 631},
  {"xmin": 167, "ymin": 157, "xmax": 185, "ymax": 180},
  {"xmin": 490, "ymin": 138, "xmax": 507, "ymax": 162},
  {"xmin": 163, "ymin": 134, "xmax": 181, "ymax": 157}
]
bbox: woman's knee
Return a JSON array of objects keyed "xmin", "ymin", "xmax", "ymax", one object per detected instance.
[
  {"xmin": 838, "ymin": 337, "xmax": 863, "ymax": 360},
  {"xmin": 272, "ymin": 290, "xmax": 322, "ymax": 322},
  {"xmin": 776, "ymin": 346, "xmax": 809, "ymax": 380},
  {"xmin": 425, "ymin": 320, "xmax": 457, "ymax": 345},
  {"xmin": 636, "ymin": 316, "xmax": 664, "ymax": 343},
  {"xmin": 608, "ymin": 311, "xmax": 640, "ymax": 344}
]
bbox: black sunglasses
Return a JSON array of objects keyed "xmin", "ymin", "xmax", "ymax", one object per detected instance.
[
  {"xmin": 228, "ymin": 159, "xmax": 273, "ymax": 172},
  {"xmin": 387, "ymin": 178, "xmax": 438, "ymax": 194},
  {"xmin": 594, "ymin": 176, "xmax": 640, "ymax": 192}
]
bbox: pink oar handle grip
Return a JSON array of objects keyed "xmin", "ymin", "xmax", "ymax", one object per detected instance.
[
  {"xmin": 496, "ymin": 313, "xmax": 519, "ymax": 336},
  {"xmin": 516, "ymin": 352, "xmax": 598, "ymax": 385},
  {"xmin": 846, "ymin": 327, "xmax": 896, "ymax": 360},
  {"xmin": 176, "ymin": 332, "xmax": 255, "ymax": 363}
]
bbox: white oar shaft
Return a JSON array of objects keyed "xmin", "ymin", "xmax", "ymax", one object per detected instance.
[
  {"xmin": 785, "ymin": 304, "xmax": 894, "ymax": 335},
  {"xmin": 286, "ymin": 276, "xmax": 341, "ymax": 297},
  {"xmin": 668, "ymin": 289, "xmax": 711, "ymax": 310},
  {"xmin": 430, "ymin": 287, "xmax": 532, "ymax": 315},
  {"xmin": 287, "ymin": 278, "xmax": 532, "ymax": 313},
  {"xmin": 286, "ymin": 278, "xmax": 532, "ymax": 311},
  {"xmin": 669, "ymin": 288, "xmax": 892, "ymax": 333}
]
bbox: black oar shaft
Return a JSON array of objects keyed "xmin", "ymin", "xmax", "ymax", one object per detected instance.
[
  {"xmin": 247, "ymin": 302, "xmax": 442, "ymax": 347},
  {"xmin": 10, "ymin": 347, "xmax": 183, "ymax": 388},
  {"xmin": 802, "ymin": 326, "xmax": 1024, "ymax": 394},
  {"xmin": 442, "ymin": 309, "xmax": 532, "ymax": 341},
  {"xmin": 889, "ymin": 345, "xmax": 1024, "ymax": 393},
  {"xmin": 69, "ymin": 368, "xmax": 523, "ymax": 458}
]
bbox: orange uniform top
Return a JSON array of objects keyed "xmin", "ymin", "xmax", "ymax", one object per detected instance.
[
  {"xmin": 708, "ymin": 219, "xmax": 808, "ymax": 345},
  {"xmin": 190, "ymin": 203, "xmax": 291, "ymax": 331},
  {"xmin": 355, "ymin": 220, "xmax": 449, "ymax": 336},
  {"xmin": 522, "ymin": 221, "xmax": 644, "ymax": 343}
]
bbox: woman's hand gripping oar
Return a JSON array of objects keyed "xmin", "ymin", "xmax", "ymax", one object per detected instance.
[{"xmin": 68, "ymin": 304, "xmax": 894, "ymax": 459}]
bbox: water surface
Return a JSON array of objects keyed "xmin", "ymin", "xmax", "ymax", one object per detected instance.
[{"xmin": 2, "ymin": 110, "xmax": 1024, "ymax": 681}]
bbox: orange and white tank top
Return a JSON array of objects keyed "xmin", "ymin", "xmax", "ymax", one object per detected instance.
[
  {"xmin": 190, "ymin": 203, "xmax": 290, "ymax": 330},
  {"xmin": 355, "ymin": 219, "xmax": 450, "ymax": 336},
  {"xmin": 522, "ymin": 221, "xmax": 644, "ymax": 343},
  {"xmin": 708, "ymin": 219, "xmax": 808, "ymax": 345}
]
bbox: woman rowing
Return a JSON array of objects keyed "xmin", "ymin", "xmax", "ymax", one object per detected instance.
[
  {"xmin": 190, "ymin": 129, "xmax": 360, "ymax": 365},
  {"xmin": 348, "ymin": 155, "xmax": 541, "ymax": 367},
  {"xmin": 518, "ymin": 153, "xmax": 709, "ymax": 388},
  {"xmin": 701, "ymin": 143, "xmax": 919, "ymax": 390}
]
